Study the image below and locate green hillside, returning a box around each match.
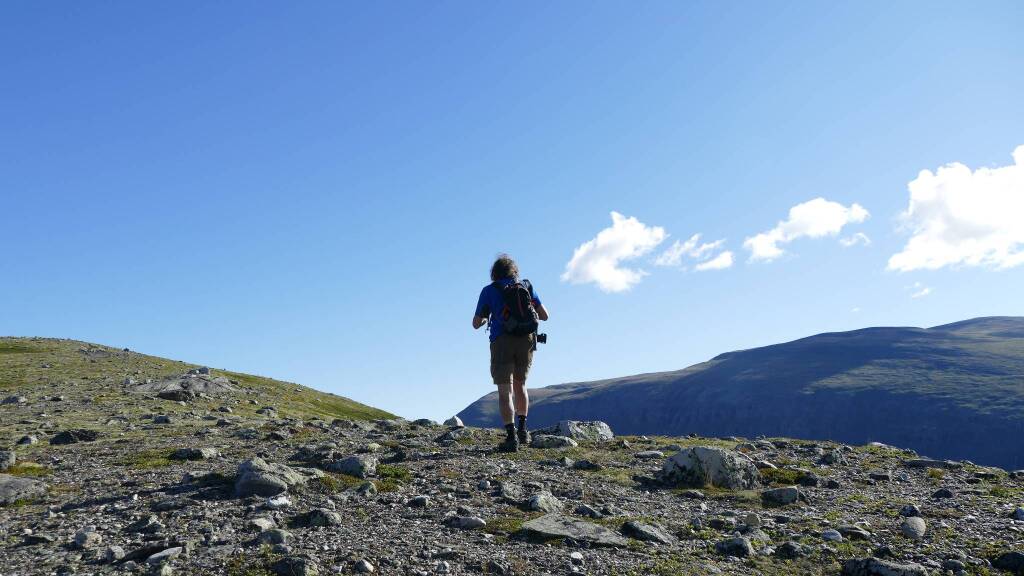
[0,337,392,441]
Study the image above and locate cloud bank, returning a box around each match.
[561,212,666,292]
[744,198,870,262]
[888,145,1024,271]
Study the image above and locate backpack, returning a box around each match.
[498,279,539,337]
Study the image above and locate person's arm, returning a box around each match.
[473,287,490,329]
[536,303,549,321]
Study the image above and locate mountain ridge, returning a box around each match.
[458,316,1024,469]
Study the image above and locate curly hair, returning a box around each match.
[490,254,519,281]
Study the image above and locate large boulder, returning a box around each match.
[661,446,760,490]
[235,458,308,497]
[841,557,929,576]
[992,551,1024,574]
[519,514,627,547]
[0,474,47,506]
[535,420,614,442]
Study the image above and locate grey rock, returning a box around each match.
[170,447,218,461]
[16,434,38,446]
[837,525,872,541]
[73,528,102,549]
[249,517,276,531]
[50,429,99,445]
[1012,507,1024,521]
[536,420,614,442]
[715,536,753,557]
[407,495,430,508]
[904,458,962,469]
[259,529,292,545]
[272,556,320,576]
[819,448,847,466]
[621,520,675,544]
[900,516,927,540]
[662,446,760,489]
[104,546,126,563]
[761,486,805,506]
[2,395,27,404]
[634,450,664,460]
[840,557,929,576]
[932,488,955,499]
[447,516,486,529]
[235,457,308,497]
[0,451,14,471]
[125,515,164,534]
[992,551,1024,573]
[530,435,578,449]
[442,416,464,428]
[0,473,47,505]
[354,559,375,573]
[775,541,810,559]
[519,514,628,547]
[898,504,921,517]
[822,529,843,542]
[154,415,173,424]
[146,546,183,565]
[297,509,343,527]
[327,455,377,478]
[528,491,563,513]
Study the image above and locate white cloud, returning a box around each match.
[654,234,726,268]
[562,212,667,292]
[694,251,734,271]
[909,282,932,299]
[744,198,870,262]
[840,232,872,248]
[888,145,1024,271]
[850,307,861,313]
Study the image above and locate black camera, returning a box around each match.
[536,333,547,344]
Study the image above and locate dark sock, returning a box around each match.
[516,415,527,430]
[505,424,516,438]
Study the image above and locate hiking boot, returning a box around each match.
[517,428,530,446]
[498,435,519,453]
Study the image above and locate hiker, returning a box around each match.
[472,254,549,452]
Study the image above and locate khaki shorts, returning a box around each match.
[490,334,535,385]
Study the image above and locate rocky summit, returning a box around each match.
[3,337,1024,575]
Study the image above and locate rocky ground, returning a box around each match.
[3,338,1024,576]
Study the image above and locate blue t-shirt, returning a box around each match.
[475,278,541,342]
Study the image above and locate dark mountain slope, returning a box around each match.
[458,317,1024,468]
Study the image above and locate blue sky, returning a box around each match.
[3,2,1023,421]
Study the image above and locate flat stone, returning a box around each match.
[50,429,99,445]
[0,474,47,506]
[447,516,486,529]
[621,520,675,544]
[841,557,929,576]
[146,546,183,565]
[530,435,578,449]
[904,459,962,469]
[762,486,805,506]
[519,514,628,547]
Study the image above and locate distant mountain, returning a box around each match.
[458,317,1024,469]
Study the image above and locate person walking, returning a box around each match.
[472,254,549,452]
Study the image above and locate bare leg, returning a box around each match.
[512,378,529,417]
[497,382,514,425]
